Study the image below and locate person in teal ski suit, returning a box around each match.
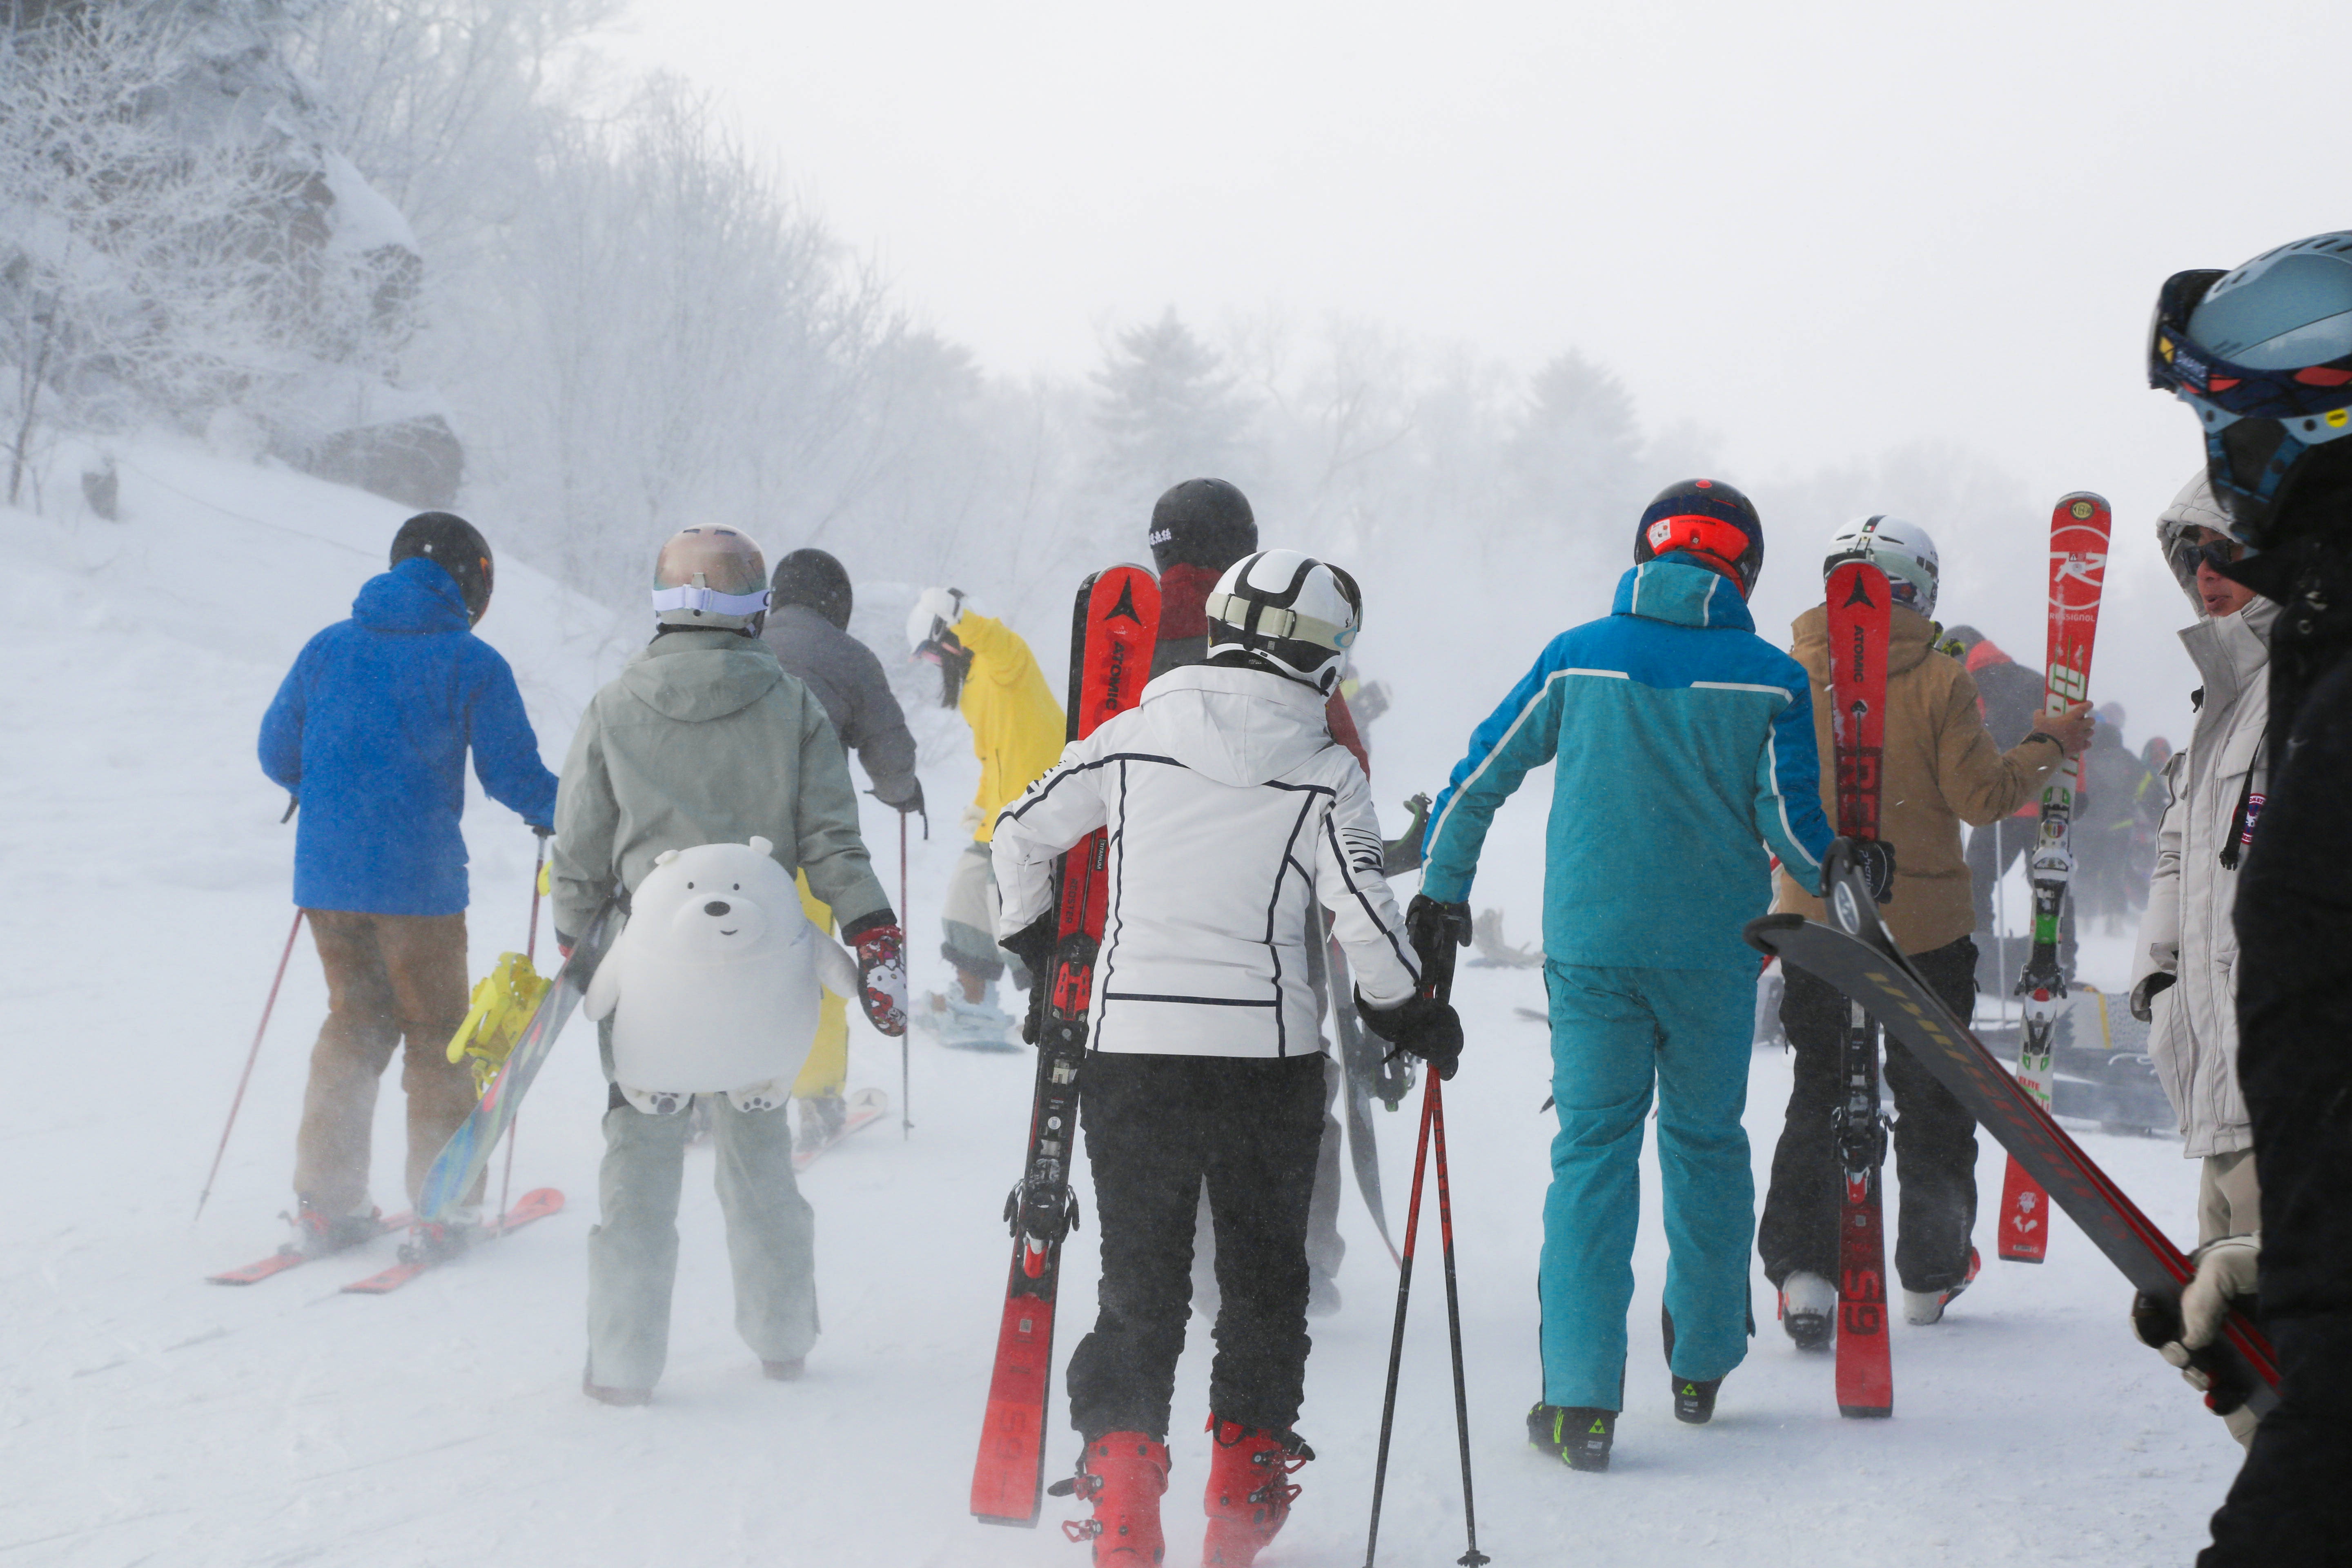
[1416,479,1842,1471]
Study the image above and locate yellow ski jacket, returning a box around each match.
[953,612,1065,843]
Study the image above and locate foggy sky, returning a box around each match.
[611,0,2346,737]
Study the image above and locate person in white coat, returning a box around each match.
[2131,472,2271,1258]
[990,550,1456,1568]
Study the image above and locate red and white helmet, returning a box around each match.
[1205,548,1362,695]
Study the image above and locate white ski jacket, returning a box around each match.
[991,663,1419,1059]
[2129,595,2275,1158]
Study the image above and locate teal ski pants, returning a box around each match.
[1539,961,1756,1410]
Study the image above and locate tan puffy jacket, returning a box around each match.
[1773,604,2061,953]
[2129,596,2274,1159]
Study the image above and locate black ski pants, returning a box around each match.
[1067,1051,1324,1443]
[1759,937,1980,1296]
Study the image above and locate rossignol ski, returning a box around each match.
[1998,492,2111,1264]
[1747,844,2280,1421]
[1824,559,1894,1419]
[970,564,1160,1528]
[414,898,619,1223]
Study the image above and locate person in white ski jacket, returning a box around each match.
[989,550,1449,1568]
[2130,472,2272,1250]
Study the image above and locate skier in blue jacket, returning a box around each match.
[257,512,558,1259]
[1417,479,1875,1473]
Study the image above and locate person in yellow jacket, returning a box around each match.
[907,588,1065,1048]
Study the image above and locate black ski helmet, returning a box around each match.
[1148,478,1258,573]
[390,511,493,624]
[1632,478,1764,596]
[771,548,853,631]
[2149,232,2352,548]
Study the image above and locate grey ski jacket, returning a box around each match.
[550,629,889,941]
[759,604,921,809]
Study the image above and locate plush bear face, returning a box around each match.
[629,836,799,964]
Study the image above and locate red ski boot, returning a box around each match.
[1201,1417,1312,1568]
[1060,1432,1169,1566]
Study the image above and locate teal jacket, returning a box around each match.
[1422,557,1833,973]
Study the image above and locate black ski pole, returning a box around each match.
[899,811,912,1138]
[1430,1073,1489,1568]
[195,908,305,1222]
[1362,1072,1434,1568]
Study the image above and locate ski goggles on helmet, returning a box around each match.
[650,583,770,619]
[2150,268,2352,535]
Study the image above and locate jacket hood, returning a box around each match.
[619,629,783,721]
[1612,557,1755,632]
[1788,601,1940,680]
[1134,664,1335,786]
[2180,594,2278,697]
[351,557,471,635]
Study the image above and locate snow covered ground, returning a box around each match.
[0,448,2240,1566]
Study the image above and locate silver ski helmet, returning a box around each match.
[1824,514,1940,620]
[652,526,769,633]
[2149,232,2352,547]
[1205,548,1361,695]
[1633,479,1764,597]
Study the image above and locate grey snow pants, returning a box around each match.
[586,1089,819,1391]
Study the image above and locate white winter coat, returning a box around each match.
[991,663,1419,1059]
[2129,595,2275,1158]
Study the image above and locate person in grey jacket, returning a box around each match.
[760,548,924,1148]
[2132,474,2272,1251]
[552,526,905,1405]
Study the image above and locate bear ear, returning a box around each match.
[749,835,773,858]
[655,849,680,867]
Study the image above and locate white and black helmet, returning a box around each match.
[1824,515,1940,620]
[1205,548,1362,695]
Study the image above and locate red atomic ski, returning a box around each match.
[1824,559,1894,1419]
[339,1187,565,1294]
[970,565,1159,1528]
[1998,493,2112,1264]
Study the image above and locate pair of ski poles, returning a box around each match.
[1363,945,1488,1568]
[193,833,550,1226]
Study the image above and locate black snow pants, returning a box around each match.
[1066,1050,1324,1443]
[1758,936,1980,1296]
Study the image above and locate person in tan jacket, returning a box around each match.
[1759,517,2091,1344]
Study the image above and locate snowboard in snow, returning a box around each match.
[1824,559,1894,1419]
[415,899,618,1223]
[971,564,1158,1528]
[1747,844,2280,1420]
[791,1087,890,1173]
[339,1187,566,1294]
[1999,492,2112,1264]
[206,1210,413,1286]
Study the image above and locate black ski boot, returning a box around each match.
[1528,1404,1614,1472]
[1662,1302,1725,1423]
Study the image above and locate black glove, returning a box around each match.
[2129,971,2176,1024]
[1002,911,1058,1044]
[1849,838,1898,904]
[872,778,927,818]
[1355,988,1464,1080]
[1405,893,1473,970]
[531,823,554,840]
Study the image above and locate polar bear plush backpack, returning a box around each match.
[584,837,860,1112]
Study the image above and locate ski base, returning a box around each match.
[207,1211,414,1285]
[340,1187,565,1294]
[792,1087,890,1173]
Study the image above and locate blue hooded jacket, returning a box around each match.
[1421,556,1834,973]
[258,557,559,917]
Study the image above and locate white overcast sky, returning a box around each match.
[610,0,2344,561]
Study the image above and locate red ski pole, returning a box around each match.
[496,833,548,1234]
[194,909,306,1223]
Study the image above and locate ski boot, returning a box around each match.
[916,983,1020,1052]
[581,1353,651,1407]
[761,1357,805,1381]
[1202,1417,1312,1567]
[399,1217,472,1267]
[290,1200,381,1259]
[794,1093,846,1157]
[1660,1303,1723,1423]
[1052,1432,1169,1566]
[1528,1403,1614,1472]
[1779,1270,1835,1352]
[1903,1246,1981,1326]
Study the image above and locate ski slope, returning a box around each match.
[0,448,2241,1566]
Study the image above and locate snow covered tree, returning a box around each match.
[1089,308,1256,523]
[1502,349,1647,552]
